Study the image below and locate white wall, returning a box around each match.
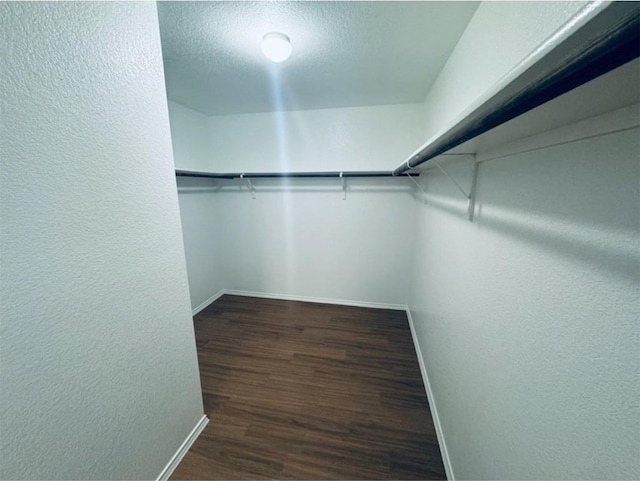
[408,108,640,479]
[208,103,425,172]
[207,103,423,307]
[0,3,203,479]
[167,103,226,312]
[168,101,212,171]
[214,178,416,307]
[176,178,226,312]
[421,1,586,141]
[175,176,417,312]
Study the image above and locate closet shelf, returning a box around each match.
[393,1,640,176]
[175,170,418,179]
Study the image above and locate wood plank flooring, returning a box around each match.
[170,295,446,480]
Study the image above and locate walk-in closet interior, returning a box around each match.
[1,1,638,480]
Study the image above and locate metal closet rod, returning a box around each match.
[392,1,640,176]
[175,170,418,179]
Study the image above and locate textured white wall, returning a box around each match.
[214,179,416,307]
[168,101,212,171]
[411,4,639,477]
[421,1,585,141]
[208,103,424,172]
[0,3,203,479]
[167,103,226,311]
[176,179,226,311]
[175,176,416,311]
[408,120,640,479]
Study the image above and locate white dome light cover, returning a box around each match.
[261,32,293,63]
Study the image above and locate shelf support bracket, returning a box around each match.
[467,160,479,222]
[240,174,256,199]
[340,172,347,200]
[432,160,470,200]
[432,159,479,222]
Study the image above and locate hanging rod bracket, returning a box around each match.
[240,173,256,199]
[340,172,346,200]
[425,158,479,221]
[467,160,479,222]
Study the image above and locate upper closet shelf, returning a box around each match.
[175,170,417,179]
[393,1,640,176]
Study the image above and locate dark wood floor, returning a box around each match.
[170,295,446,480]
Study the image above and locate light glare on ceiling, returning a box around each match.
[261,32,292,63]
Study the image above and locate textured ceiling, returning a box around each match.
[157,1,479,116]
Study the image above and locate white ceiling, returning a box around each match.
[157,1,479,116]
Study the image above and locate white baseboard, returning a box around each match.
[224,289,406,311]
[406,308,454,481]
[156,414,209,481]
[192,289,226,316]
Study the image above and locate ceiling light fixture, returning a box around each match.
[261,32,293,63]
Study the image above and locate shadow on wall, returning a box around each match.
[419,188,638,284]
[177,177,224,193]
